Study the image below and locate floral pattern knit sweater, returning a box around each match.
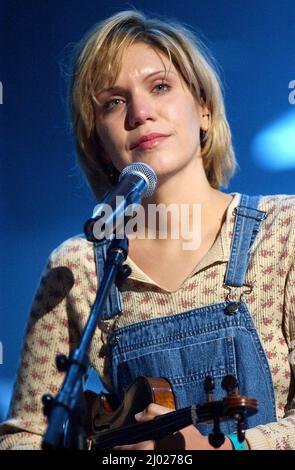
[0,193,295,450]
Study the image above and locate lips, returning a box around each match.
[130,133,170,150]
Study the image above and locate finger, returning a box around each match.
[135,403,173,422]
[113,440,155,450]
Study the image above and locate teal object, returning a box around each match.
[227,433,248,450]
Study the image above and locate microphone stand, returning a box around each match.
[41,235,130,450]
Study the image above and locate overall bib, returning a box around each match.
[94,194,277,435]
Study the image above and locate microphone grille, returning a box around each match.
[119,162,157,198]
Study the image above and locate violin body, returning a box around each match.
[84,376,176,439]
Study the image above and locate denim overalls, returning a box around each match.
[94,194,277,435]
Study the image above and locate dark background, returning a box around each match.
[1,0,295,419]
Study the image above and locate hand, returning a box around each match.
[113,403,234,450]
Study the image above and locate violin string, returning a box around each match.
[95,407,193,448]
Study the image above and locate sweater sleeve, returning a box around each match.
[0,245,81,450]
[245,252,295,450]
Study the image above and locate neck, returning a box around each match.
[135,158,223,240]
[144,158,216,208]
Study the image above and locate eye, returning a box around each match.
[104,97,125,111]
[153,82,171,93]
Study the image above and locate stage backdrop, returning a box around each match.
[1,0,295,420]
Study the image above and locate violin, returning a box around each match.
[83,374,258,450]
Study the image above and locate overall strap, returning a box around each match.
[94,239,123,320]
[224,194,267,287]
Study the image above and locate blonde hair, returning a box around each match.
[69,10,236,199]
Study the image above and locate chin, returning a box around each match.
[132,154,179,176]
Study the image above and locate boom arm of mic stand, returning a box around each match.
[41,236,129,450]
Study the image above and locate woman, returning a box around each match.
[0,10,294,450]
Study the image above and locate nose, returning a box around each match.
[126,95,156,128]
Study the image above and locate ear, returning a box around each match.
[200,105,210,132]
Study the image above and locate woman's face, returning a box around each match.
[94,42,208,180]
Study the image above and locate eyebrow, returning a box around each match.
[97,69,176,96]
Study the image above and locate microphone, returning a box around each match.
[84,162,157,241]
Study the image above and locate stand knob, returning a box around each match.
[42,394,54,417]
[116,264,132,285]
[56,354,69,372]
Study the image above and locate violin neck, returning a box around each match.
[93,405,196,449]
